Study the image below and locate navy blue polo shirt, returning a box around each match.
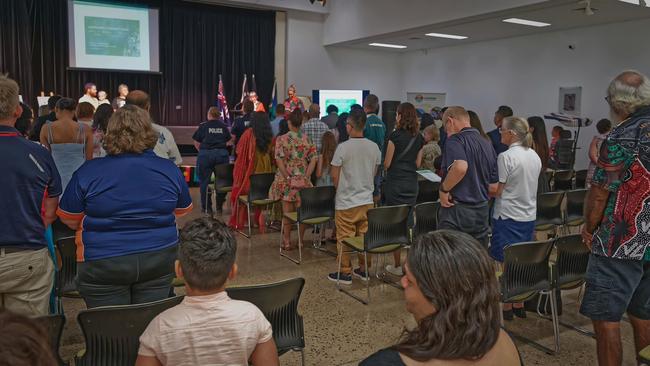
[57,150,193,262]
[487,128,508,155]
[442,128,498,204]
[0,126,62,248]
[192,119,231,150]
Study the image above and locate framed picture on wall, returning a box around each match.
[559,86,582,116]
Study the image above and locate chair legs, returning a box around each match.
[336,248,370,305]
[280,221,302,265]
[376,252,404,290]
[309,221,337,257]
[537,289,595,338]
[504,289,560,355]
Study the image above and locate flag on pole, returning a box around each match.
[251,74,258,93]
[217,74,230,127]
[239,74,248,104]
[268,78,278,119]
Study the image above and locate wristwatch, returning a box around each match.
[439,184,451,194]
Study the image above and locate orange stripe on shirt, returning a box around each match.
[56,207,85,220]
[75,215,86,262]
[174,203,193,217]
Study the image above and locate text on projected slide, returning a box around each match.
[84,16,141,57]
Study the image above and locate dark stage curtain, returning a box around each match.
[0,0,275,126]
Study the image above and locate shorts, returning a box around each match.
[580,253,650,322]
[489,217,535,262]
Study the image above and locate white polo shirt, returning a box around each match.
[493,143,541,222]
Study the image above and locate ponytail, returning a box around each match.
[523,131,533,148]
[503,116,532,148]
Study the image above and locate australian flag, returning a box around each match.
[217,74,230,127]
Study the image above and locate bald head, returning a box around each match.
[126,90,150,111]
[442,106,471,135]
[607,70,650,119]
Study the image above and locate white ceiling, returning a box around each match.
[341,0,650,52]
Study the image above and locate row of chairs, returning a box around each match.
[40,278,306,366]
[535,189,587,235]
[543,169,588,192]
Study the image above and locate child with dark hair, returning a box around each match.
[136,218,279,366]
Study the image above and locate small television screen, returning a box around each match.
[312,90,370,118]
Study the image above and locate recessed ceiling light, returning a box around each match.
[503,18,551,27]
[425,32,468,40]
[369,42,407,49]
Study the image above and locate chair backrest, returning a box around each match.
[556,139,575,170]
[365,205,411,251]
[55,237,77,295]
[76,296,184,366]
[248,173,276,202]
[536,191,565,226]
[413,202,440,239]
[35,314,66,366]
[416,180,439,204]
[298,186,335,221]
[574,169,588,188]
[226,278,305,354]
[554,234,590,288]
[565,189,587,220]
[214,163,234,190]
[553,169,574,191]
[501,240,554,302]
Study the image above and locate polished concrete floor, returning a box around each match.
[57,188,640,365]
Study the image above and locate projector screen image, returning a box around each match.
[313,90,369,118]
[68,0,160,72]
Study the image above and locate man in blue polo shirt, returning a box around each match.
[0,75,62,316]
[362,94,386,202]
[487,105,513,155]
[438,106,498,247]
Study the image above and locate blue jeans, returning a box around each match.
[197,149,229,212]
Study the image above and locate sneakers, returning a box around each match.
[327,272,352,285]
[353,268,370,281]
[385,264,403,276]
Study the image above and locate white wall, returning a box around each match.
[401,17,650,169]
[286,11,403,104]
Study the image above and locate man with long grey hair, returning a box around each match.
[581,70,650,366]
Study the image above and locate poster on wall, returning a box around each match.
[407,92,447,113]
[558,87,582,116]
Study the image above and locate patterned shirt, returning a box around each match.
[590,106,650,260]
[301,118,329,153]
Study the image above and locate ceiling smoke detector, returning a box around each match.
[309,0,326,6]
[573,0,598,15]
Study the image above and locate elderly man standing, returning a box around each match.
[581,70,650,366]
[438,106,498,247]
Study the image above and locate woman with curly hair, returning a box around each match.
[57,105,192,308]
[383,102,424,276]
[229,112,275,230]
[361,230,521,366]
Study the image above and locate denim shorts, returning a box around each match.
[580,254,650,322]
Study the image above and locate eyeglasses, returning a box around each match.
[605,96,611,103]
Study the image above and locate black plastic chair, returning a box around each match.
[574,169,587,188]
[416,180,439,204]
[214,163,234,193]
[543,170,554,192]
[500,239,559,355]
[555,139,576,170]
[535,191,565,235]
[237,173,279,238]
[281,186,336,264]
[75,296,184,366]
[564,189,587,232]
[553,169,574,191]
[55,236,81,314]
[338,205,411,304]
[546,234,593,337]
[413,201,439,240]
[35,314,67,366]
[227,278,306,365]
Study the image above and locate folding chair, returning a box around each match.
[236,173,279,238]
[412,201,439,240]
[535,191,565,238]
[337,205,411,305]
[553,169,574,191]
[500,239,559,355]
[281,186,336,264]
[75,296,184,366]
[574,169,588,188]
[564,189,587,234]
[640,345,650,363]
[54,236,81,314]
[416,180,439,204]
[227,278,306,365]
[545,234,594,338]
[35,314,67,366]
